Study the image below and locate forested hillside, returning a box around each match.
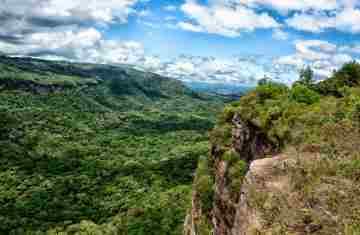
[0,56,226,234]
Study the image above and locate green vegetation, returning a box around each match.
[205,61,360,234]
[317,61,360,96]
[290,84,320,104]
[0,56,225,234]
[222,150,247,199]
[296,65,315,87]
[194,156,214,215]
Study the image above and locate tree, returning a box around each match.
[297,66,315,87]
[316,61,360,96]
[0,110,16,140]
[258,75,271,86]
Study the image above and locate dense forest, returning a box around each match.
[0,56,226,234]
[2,56,360,235]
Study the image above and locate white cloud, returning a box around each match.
[276,39,354,79]
[339,44,360,54]
[229,0,339,13]
[335,7,360,33]
[0,0,140,26]
[0,27,145,65]
[285,4,360,33]
[0,0,150,66]
[286,13,336,33]
[332,53,353,65]
[177,22,204,33]
[272,29,289,40]
[295,40,337,60]
[179,0,280,37]
[136,55,299,85]
[275,55,305,68]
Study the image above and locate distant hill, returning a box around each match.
[184,81,253,97]
[0,56,226,234]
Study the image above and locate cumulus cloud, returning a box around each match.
[178,0,280,37]
[275,40,354,79]
[285,2,360,33]
[0,0,147,53]
[0,0,150,65]
[0,27,146,65]
[134,55,299,85]
[228,0,339,13]
[209,0,360,34]
[286,13,336,33]
[0,0,140,27]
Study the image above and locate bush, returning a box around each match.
[255,82,289,103]
[290,84,321,104]
[317,61,360,96]
[228,159,247,196]
[195,157,214,214]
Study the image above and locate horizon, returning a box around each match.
[1,0,360,86]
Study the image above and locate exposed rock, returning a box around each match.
[231,114,273,162]
[185,113,275,235]
[232,155,291,235]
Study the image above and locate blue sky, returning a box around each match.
[1,0,360,85]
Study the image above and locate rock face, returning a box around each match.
[184,114,275,235]
[232,155,290,235]
[185,111,353,235]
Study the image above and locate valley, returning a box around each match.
[0,56,226,234]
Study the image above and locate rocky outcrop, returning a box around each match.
[185,114,274,235]
[211,115,273,235]
[232,155,291,235]
[185,109,349,235]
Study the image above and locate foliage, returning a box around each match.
[195,156,214,215]
[0,56,225,234]
[317,61,360,96]
[208,62,360,234]
[257,76,271,86]
[254,82,289,103]
[296,65,315,87]
[289,84,320,104]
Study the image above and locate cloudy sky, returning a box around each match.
[1,0,360,85]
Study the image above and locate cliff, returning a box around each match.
[185,80,360,235]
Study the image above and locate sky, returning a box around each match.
[1,0,360,86]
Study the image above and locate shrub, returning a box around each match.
[209,124,233,146]
[317,61,360,96]
[228,159,247,197]
[255,82,289,103]
[222,149,239,163]
[219,105,236,124]
[195,156,214,214]
[290,84,321,104]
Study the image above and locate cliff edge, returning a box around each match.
[185,79,360,235]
